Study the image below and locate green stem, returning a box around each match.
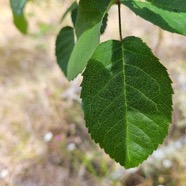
[118,1,122,41]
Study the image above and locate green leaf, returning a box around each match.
[61,1,78,23]
[55,27,75,77]
[62,2,107,30]
[67,0,116,80]
[121,0,186,36]
[10,0,27,16]
[13,14,28,34]
[100,13,108,34]
[71,6,78,27]
[81,36,173,168]
[10,0,28,34]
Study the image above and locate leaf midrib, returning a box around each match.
[121,41,129,164]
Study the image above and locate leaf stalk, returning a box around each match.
[118,1,122,41]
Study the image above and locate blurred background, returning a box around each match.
[0,0,186,185]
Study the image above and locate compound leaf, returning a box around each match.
[81,36,173,168]
[121,0,186,36]
[55,27,75,76]
[10,0,28,34]
[67,0,116,80]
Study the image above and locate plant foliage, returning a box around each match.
[10,0,28,34]
[10,0,186,168]
[81,37,173,168]
[121,0,186,35]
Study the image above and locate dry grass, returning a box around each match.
[0,0,186,185]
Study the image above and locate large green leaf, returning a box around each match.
[121,0,186,36]
[55,27,75,77]
[67,0,116,80]
[10,0,28,34]
[81,36,173,168]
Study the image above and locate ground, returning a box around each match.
[0,0,186,185]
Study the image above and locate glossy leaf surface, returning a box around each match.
[67,0,116,80]
[121,0,186,36]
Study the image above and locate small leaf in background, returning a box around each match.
[13,15,28,34]
[10,0,27,16]
[10,0,28,34]
[61,1,78,23]
[67,0,116,80]
[71,6,78,27]
[55,27,75,77]
[81,36,173,168]
[100,13,108,35]
[121,0,186,36]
